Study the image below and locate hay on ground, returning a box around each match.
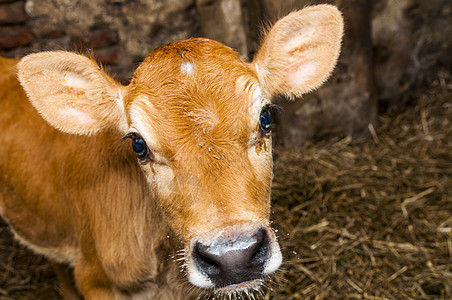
[271,84,451,299]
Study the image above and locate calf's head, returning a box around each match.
[18,5,343,294]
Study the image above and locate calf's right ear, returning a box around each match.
[253,5,344,99]
[18,51,127,135]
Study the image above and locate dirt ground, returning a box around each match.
[0,83,451,299]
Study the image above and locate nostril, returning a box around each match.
[199,253,218,267]
[250,228,270,265]
[193,242,221,276]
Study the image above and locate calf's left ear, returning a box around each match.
[18,51,127,135]
[253,4,344,99]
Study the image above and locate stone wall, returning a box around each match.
[0,0,450,146]
[0,1,32,52]
[0,0,199,82]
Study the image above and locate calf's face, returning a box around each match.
[17,5,343,294]
[127,40,279,289]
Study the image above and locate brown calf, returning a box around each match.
[0,5,343,299]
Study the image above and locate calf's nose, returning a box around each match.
[193,227,270,287]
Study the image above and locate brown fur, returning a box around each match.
[0,5,343,299]
[0,57,182,298]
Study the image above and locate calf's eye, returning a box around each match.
[259,109,272,133]
[132,137,147,157]
[121,133,153,163]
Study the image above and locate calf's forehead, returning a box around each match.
[135,38,252,76]
[126,39,262,159]
[131,39,257,107]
